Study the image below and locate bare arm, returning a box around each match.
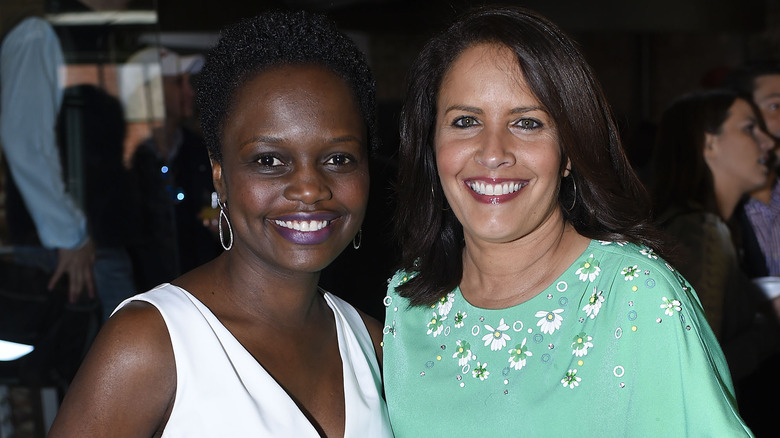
[48,302,176,438]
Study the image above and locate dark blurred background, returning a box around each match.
[51,0,779,159]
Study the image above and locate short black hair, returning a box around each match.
[395,5,664,305]
[196,10,378,163]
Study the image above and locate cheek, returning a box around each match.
[335,170,370,210]
[766,116,780,137]
[435,142,469,180]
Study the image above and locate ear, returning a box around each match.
[210,158,226,203]
[703,132,718,163]
[562,157,572,178]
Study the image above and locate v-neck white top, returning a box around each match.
[115,283,393,437]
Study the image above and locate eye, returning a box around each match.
[452,116,479,128]
[324,154,355,166]
[257,154,283,167]
[515,118,542,130]
[769,102,780,112]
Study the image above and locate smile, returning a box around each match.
[272,219,330,232]
[269,214,338,245]
[468,181,527,195]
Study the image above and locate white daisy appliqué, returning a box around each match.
[575,254,601,282]
[436,292,455,316]
[453,339,473,366]
[453,310,467,328]
[561,369,581,388]
[427,312,446,337]
[582,288,605,319]
[472,362,489,381]
[660,296,682,316]
[621,265,640,281]
[640,247,658,259]
[571,332,593,357]
[482,318,511,351]
[508,337,533,371]
[535,309,564,334]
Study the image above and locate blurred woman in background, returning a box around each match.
[652,89,778,435]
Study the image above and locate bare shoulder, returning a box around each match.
[357,309,384,365]
[48,301,176,438]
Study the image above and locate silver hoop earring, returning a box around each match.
[353,229,362,250]
[566,177,577,211]
[218,201,233,251]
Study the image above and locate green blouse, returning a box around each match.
[382,240,752,437]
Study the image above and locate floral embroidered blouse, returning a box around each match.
[382,240,753,437]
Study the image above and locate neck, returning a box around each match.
[211,251,325,327]
[460,212,589,309]
[713,178,743,220]
[749,173,777,204]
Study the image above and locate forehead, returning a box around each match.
[753,74,780,99]
[439,43,534,100]
[726,98,754,120]
[226,64,359,120]
[444,44,522,80]
[240,65,347,99]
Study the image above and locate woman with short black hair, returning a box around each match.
[49,11,392,437]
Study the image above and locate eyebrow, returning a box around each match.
[443,104,546,114]
[330,135,363,144]
[241,135,283,147]
[241,134,362,147]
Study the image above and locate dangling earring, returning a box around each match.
[353,229,362,250]
[566,177,577,211]
[218,200,233,251]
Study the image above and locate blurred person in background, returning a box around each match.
[722,63,780,280]
[57,84,140,322]
[721,62,780,437]
[651,89,779,436]
[126,46,221,291]
[0,0,95,302]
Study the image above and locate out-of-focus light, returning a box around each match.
[161,166,169,174]
[46,11,158,26]
[0,340,34,361]
[176,192,185,201]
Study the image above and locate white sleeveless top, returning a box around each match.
[115,283,393,437]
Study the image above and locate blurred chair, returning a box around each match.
[0,249,99,436]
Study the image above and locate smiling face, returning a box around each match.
[213,64,369,274]
[705,98,774,198]
[434,43,566,245]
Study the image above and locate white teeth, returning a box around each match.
[468,181,525,195]
[273,219,329,231]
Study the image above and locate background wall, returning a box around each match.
[152,0,780,162]
[45,0,780,186]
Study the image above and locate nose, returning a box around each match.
[284,165,332,204]
[756,128,775,152]
[475,127,516,169]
